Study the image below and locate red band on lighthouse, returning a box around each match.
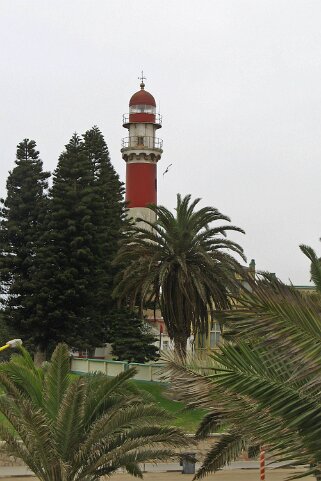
[128,113,156,123]
[126,162,157,208]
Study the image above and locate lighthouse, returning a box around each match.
[121,74,163,225]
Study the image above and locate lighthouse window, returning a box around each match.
[130,105,156,114]
[137,136,144,145]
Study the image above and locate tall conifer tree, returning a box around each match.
[30,133,102,355]
[1,130,129,360]
[82,126,126,320]
[0,139,49,334]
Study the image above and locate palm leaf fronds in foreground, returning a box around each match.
[164,255,321,480]
[0,343,188,481]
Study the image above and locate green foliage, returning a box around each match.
[164,246,321,480]
[0,311,18,361]
[196,431,246,479]
[27,133,100,352]
[113,194,245,354]
[82,126,127,319]
[133,380,206,433]
[300,244,321,292]
[107,308,159,363]
[0,343,188,481]
[25,129,126,355]
[0,139,49,338]
[0,130,125,356]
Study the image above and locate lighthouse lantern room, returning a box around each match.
[121,74,163,225]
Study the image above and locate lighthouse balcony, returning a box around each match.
[121,136,163,150]
[122,113,162,129]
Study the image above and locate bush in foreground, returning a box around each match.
[0,343,187,481]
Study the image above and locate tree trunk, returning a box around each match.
[174,338,187,360]
[34,347,46,367]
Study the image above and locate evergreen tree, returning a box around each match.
[29,127,125,358]
[0,139,49,338]
[29,133,102,356]
[1,130,127,360]
[107,308,159,363]
[82,126,126,319]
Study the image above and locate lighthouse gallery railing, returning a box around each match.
[121,136,163,150]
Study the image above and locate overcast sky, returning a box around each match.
[1,0,321,284]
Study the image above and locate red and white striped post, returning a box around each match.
[260,447,265,480]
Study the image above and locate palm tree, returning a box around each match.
[164,245,321,480]
[0,343,188,481]
[113,194,245,355]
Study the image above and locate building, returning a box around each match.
[121,75,163,226]
[196,259,256,351]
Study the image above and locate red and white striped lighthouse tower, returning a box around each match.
[121,73,163,225]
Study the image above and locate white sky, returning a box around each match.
[1,0,321,284]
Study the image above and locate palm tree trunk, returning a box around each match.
[34,346,46,367]
[174,338,187,360]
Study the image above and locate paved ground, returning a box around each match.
[0,470,315,481]
[0,466,315,480]
[111,470,314,480]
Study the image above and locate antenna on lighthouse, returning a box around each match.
[138,70,146,89]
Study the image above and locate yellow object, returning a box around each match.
[0,344,10,352]
[0,339,23,352]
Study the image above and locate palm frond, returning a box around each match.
[55,376,86,459]
[218,280,321,382]
[195,411,226,439]
[194,431,247,479]
[83,368,137,425]
[0,348,44,406]
[163,346,315,475]
[300,244,321,292]
[286,466,321,480]
[163,245,321,479]
[43,343,71,419]
[0,424,47,480]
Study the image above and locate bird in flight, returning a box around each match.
[163,164,172,177]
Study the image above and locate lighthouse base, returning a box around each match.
[129,207,156,229]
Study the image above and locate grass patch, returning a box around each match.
[133,380,205,433]
[71,372,205,433]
